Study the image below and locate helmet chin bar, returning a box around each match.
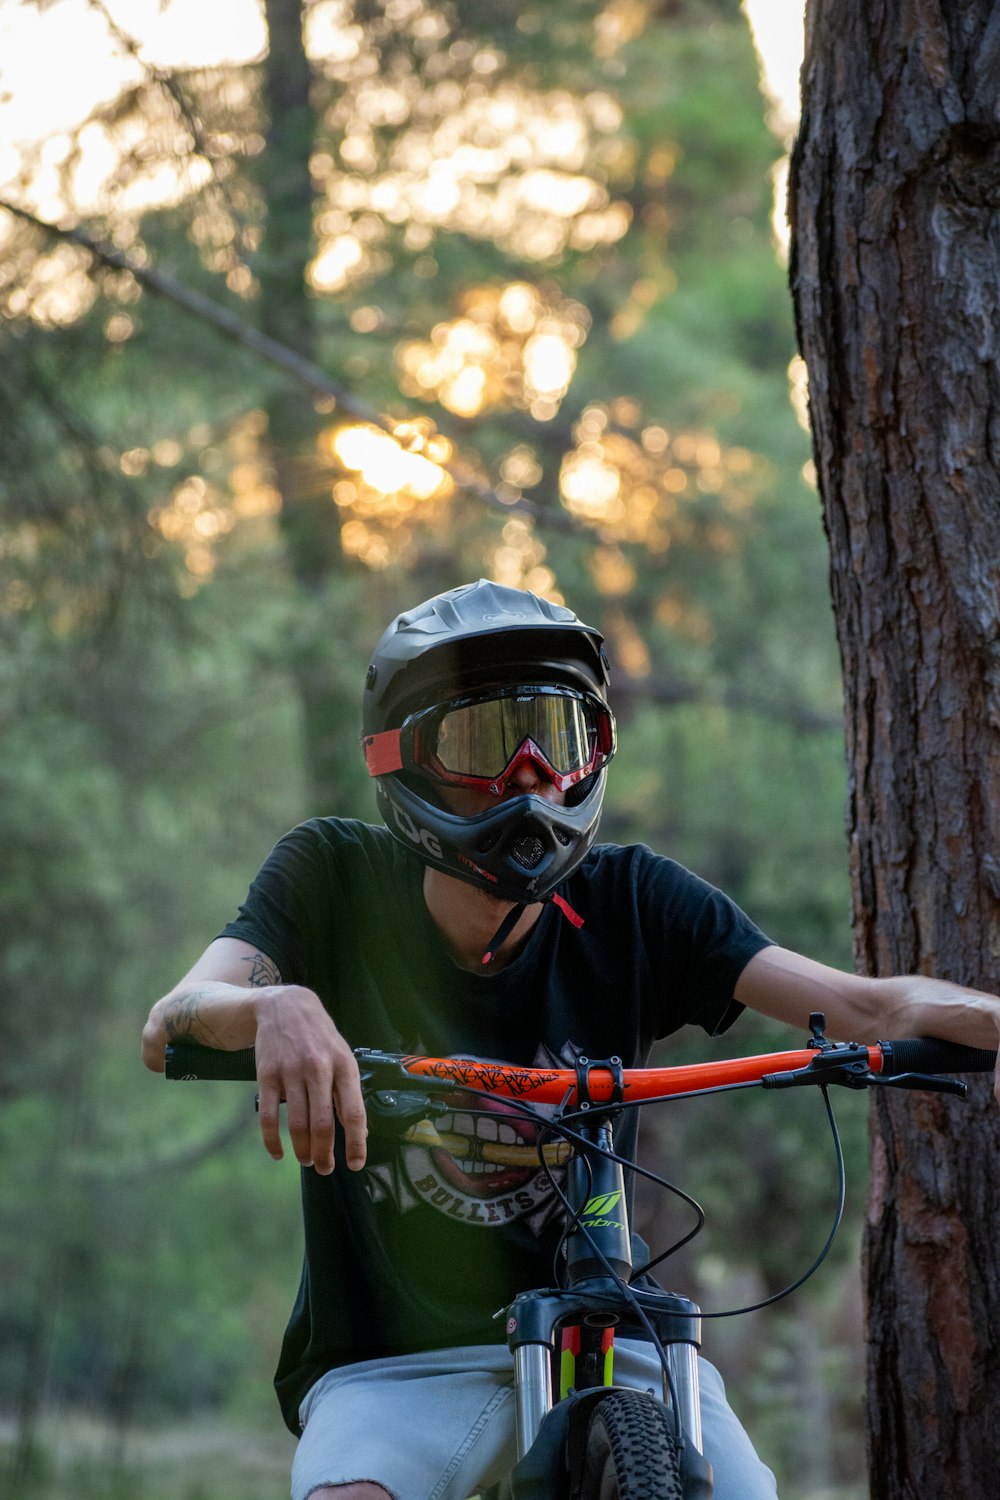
[375,769,607,906]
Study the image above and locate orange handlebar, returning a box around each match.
[397,1046,885,1103]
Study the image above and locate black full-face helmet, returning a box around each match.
[362,579,616,906]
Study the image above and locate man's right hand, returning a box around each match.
[142,936,367,1174]
[254,985,368,1174]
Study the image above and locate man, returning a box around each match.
[142,579,1000,1500]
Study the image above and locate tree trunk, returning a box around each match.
[788,2,1000,1494]
[259,0,371,813]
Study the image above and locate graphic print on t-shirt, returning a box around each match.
[365,1040,580,1236]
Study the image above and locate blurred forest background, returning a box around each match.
[0,0,870,1496]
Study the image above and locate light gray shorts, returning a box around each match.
[291,1341,778,1500]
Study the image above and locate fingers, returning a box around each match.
[333,1052,368,1172]
[284,1079,333,1174]
[258,1076,285,1162]
[257,1049,367,1174]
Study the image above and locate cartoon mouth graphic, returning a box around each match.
[406,1094,571,1199]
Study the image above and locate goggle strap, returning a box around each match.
[362,730,404,777]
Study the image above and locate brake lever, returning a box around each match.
[365,1089,449,1134]
[867,1071,968,1098]
[762,1057,968,1097]
[762,1055,873,1090]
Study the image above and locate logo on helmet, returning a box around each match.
[393,804,443,859]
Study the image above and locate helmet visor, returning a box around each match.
[414,685,615,793]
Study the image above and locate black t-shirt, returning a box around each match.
[219,817,772,1432]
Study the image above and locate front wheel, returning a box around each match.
[578,1389,684,1500]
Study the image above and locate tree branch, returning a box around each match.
[0,207,840,740]
[86,0,220,167]
[0,198,590,536]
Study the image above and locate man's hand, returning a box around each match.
[254,986,368,1174]
[142,937,368,1173]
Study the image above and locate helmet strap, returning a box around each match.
[481,903,526,967]
[480,892,585,966]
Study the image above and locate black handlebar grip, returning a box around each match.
[165,1043,258,1081]
[880,1038,997,1077]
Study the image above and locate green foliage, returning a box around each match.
[0,0,865,1494]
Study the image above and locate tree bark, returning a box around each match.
[789,2,1000,1494]
[259,0,368,813]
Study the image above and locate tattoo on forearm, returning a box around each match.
[242,951,281,988]
[162,988,228,1048]
[160,954,279,1048]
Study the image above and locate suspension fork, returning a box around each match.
[508,1292,705,1458]
[506,1107,704,1457]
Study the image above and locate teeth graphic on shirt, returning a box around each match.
[399,1095,567,1219]
[407,1111,568,1173]
[372,1041,585,1231]
[442,1112,523,1173]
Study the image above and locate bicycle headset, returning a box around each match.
[361,579,616,958]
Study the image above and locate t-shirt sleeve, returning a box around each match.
[634,848,774,1038]
[217,822,329,987]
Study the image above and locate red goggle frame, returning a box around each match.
[363,685,616,796]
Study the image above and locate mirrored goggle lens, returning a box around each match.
[428,693,602,779]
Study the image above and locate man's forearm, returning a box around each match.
[872,973,1000,1051]
[736,946,1000,1052]
[142,981,274,1071]
[140,944,368,1171]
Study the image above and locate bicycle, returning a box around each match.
[164,1018,996,1498]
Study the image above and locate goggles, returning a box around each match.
[364,685,616,795]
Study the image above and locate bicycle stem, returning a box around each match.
[565,1118,633,1284]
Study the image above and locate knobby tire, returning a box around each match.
[578,1389,684,1500]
